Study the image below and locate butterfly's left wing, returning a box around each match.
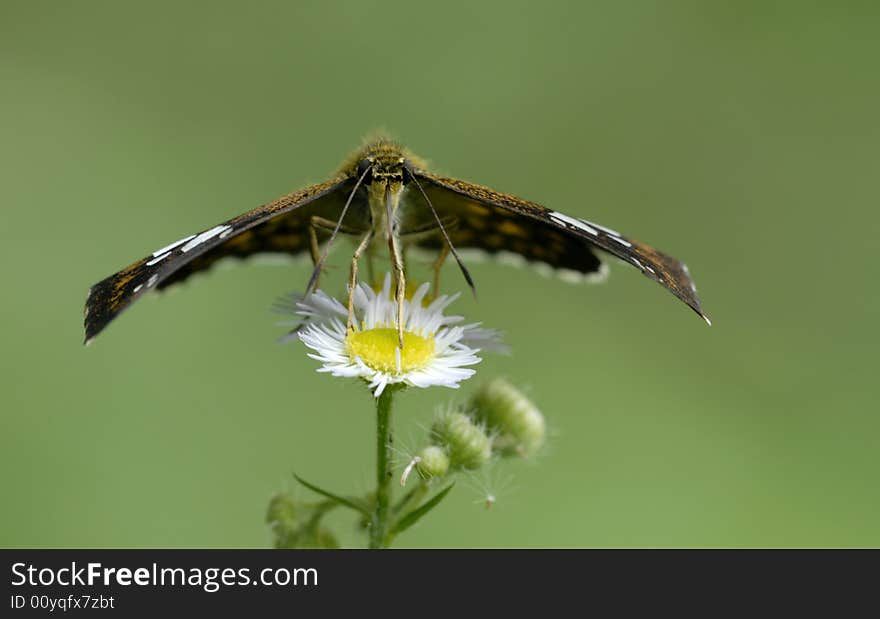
[413,171,709,324]
[84,176,357,344]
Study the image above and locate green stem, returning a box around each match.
[369,388,394,549]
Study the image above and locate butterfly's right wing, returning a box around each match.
[413,171,709,324]
[84,176,359,343]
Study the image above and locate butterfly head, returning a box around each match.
[347,139,425,226]
[344,137,425,182]
[357,154,411,188]
[357,140,416,184]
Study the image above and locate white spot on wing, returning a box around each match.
[584,221,622,237]
[683,264,698,291]
[586,261,610,283]
[146,251,171,266]
[549,212,598,236]
[152,234,196,257]
[557,268,586,284]
[133,284,143,293]
[495,250,527,269]
[531,261,555,278]
[181,225,232,253]
[147,274,159,288]
[579,219,635,247]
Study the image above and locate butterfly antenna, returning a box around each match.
[306,164,372,295]
[406,169,477,298]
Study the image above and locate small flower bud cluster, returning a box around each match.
[401,378,546,489]
[469,378,546,457]
[430,410,493,471]
[266,492,339,549]
[415,445,450,479]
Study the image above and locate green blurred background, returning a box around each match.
[1,0,878,548]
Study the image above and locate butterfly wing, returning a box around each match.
[84,176,357,343]
[414,171,709,324]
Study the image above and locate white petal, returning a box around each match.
[292,272,504,392]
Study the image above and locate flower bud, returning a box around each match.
[266,492,339,549]
[266,492,298,531]
[469,378,546,457]
[430,410,491,470]
[266,493,301,548]
[415,445,450,480]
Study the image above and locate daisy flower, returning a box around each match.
[295,274,504,397]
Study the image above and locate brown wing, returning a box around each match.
[84,177,357,343]
[415,171,709,324]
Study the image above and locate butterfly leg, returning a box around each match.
[365,246,377,289]
[387,230,407,348]
[308,223,322,284]
[346,230,374,333]
[307,215,366,293]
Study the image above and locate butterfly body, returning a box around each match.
[84,136,708,344]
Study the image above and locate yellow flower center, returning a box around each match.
[346,328,435,375]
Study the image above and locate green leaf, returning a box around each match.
[293,474,369,516]
[389,482,455,538]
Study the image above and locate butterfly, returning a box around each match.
[83,135,709,345]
